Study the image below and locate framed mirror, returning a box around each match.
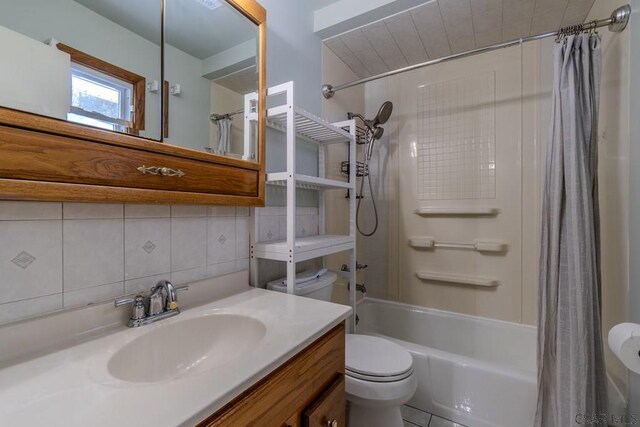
[164,0,260,162]
[0,0,163,140]
[0,0,266,206]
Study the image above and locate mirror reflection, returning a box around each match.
[0,0,163,140]
[164,0,259,161]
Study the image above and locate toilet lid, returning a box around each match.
[345,335,413,381]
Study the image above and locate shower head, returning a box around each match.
[372,126,384,140]
[372,101,393,126]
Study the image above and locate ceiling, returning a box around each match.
[310,0,341,10]
[324,0,596,79]
[74,0,256,59]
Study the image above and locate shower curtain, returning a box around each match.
[216,118,232,154]
[536,34,607,426]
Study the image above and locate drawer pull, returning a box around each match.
[327,420,338,427]
[137,165,185,177]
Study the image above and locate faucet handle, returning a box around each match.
[114,294,145,320]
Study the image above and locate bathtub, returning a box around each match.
[356,298,625,427]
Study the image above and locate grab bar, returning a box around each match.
[409,236,508,253]
[416,271,499,287]
[415,207,500,216]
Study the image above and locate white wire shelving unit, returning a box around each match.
[250,81,357,330]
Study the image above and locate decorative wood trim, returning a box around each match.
[198,322,345,426]
[56,43,146,133]
[0,179,264,206]
[163,80,169,138]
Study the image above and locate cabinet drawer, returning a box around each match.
[0,125,258,196]
[302,375,345,427]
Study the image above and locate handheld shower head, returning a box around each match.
[372,101,393,126]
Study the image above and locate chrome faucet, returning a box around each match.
[340,262,368,272]
[347,282,367,297]
[149,279,178,315]
[114,280,187,328]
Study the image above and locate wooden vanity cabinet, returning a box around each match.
[198,322,346,427]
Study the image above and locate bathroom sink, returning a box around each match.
[107,314,266,383]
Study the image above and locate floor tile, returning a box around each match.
[404,421,421,427]
[402,405,431,426]
[428,415,466,427]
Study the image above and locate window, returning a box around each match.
[68,64,132,132]
[56,43,146,134]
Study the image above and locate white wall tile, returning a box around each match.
[124,218,171,280]
[235,207,250,217]
[125,273,168,294]
[235,258,249,271]
[170,205,207,218]
[63,282,124,308]
[207,217,236,265]
[235,216,250,260]
[278,215,288,240]
[0,220,62,304]
[171,266,208,285]
[63,203,123,219]
[171,217,207,271]
[63,219,124,290]
[207,206,236,217]
[124,204,170,218]
[0,201,61,220]
[207,260,238,278]
[258,215,279,242]
[1,203,251,324]
[0,294,62,324]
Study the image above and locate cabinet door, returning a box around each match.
[282,412,300,427]
[302,375,345,427]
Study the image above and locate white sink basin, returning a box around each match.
[107,314,266,383]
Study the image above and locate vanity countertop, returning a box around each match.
[0,285,351,426]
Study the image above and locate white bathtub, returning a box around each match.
[356,298,625,427]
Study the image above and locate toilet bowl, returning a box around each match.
[345,334,417,427]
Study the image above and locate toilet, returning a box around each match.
[267,270,417,427]
[345,334,417,427]
[266,269,337,301]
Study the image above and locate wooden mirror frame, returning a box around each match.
[0,0,266,206]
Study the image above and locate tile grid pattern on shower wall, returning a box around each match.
[0,202,251,324]
[417,71,496,200]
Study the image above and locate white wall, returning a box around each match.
[0,26,69,120]
[164,44,211,150]
[321,45,365,304]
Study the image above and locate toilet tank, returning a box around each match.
[266,270,337,302]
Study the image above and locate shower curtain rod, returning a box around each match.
[209,108,244,124]
[322,4,630,99]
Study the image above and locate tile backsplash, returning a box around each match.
[0,202,251,325]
